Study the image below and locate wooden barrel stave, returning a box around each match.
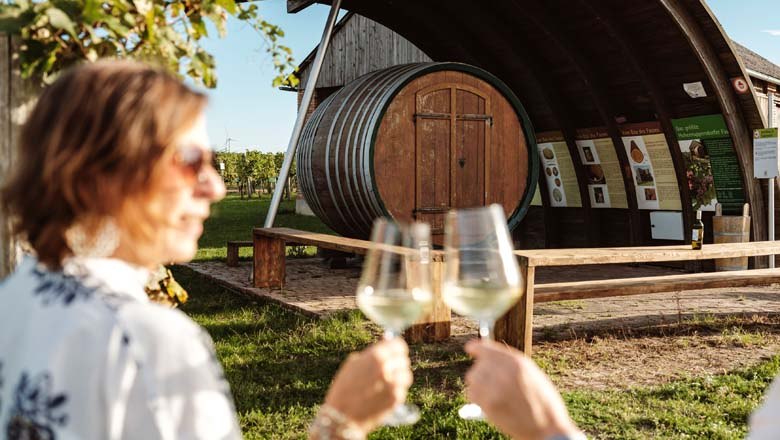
[713,216,750,271]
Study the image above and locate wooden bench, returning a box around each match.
[226,240,253,267]
[252,227,450,342]
[495,242,780,355]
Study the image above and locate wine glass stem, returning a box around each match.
[479,320,494,340]
[384,329,399,339]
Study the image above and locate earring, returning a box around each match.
[65,217,119,258]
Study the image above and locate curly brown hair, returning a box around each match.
[1,60,207,268]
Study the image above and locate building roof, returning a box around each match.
[733,42,780,84]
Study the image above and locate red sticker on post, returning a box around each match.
[732,77,750,94]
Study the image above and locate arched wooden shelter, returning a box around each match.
[287,0,775,258]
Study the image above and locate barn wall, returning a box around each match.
[298,13,431,89]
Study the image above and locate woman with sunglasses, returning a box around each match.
[0,60,411,439]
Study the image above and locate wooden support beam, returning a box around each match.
[404,260,451,343]
[515,240,780,266]
[393,0,480,66]
[535,268,780,303]
[581,0,694,250]
[253,227,451,341]
[0,35,36,279]
[658,0,767,257]
[287,0,317,13]
[494,260,534,353]
[447,0,599,247]
[253,236,286,288]
[226,240,252,267]
[0,34,12,279]
[520,0,643,246]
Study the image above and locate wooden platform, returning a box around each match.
[495,242,780,354]
[184,258,780,345]
[252,227,449,343]
[248,227,780,354]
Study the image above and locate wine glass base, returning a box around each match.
[382,403,421,427]
[458,403,485,421]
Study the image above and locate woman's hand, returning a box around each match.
[464,339,582,440]
[323,338,413,434]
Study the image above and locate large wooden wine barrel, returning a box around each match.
[297,62,538,239]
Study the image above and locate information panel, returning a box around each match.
[620,122,681,211]
[754,128,779,178]
[672,115,745,214]
[536,131,581,208]
[574,127,628,209]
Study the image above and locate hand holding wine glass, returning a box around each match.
[443,204,523,420]
[356,218,433,426]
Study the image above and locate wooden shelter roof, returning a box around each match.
[288,0,772,244]
[289,0,765,132]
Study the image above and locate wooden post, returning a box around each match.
[494,257,535,354]
[226,242,240,267]
[659,0,767,262]
[404,260,451,343]
[521,0,642,246]
[253,235,286,288]
[0,35,38,279]
[0,34,14,279]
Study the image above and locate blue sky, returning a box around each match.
[200,1,336,152]
[201,0,780,152]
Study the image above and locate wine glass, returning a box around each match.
[443,204,522,421]
[356,218,433,426]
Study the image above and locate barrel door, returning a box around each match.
[414,84,490,234]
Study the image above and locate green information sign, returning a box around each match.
[755,128,779,139]
[672,115,746,214]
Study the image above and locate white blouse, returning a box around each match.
[749,375,780,439]
[0,257,242,439]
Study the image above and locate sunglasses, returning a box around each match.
[173,145,215,180]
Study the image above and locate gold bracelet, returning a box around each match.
[308,404,366,440]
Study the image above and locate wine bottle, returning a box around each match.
[691,210,704,250]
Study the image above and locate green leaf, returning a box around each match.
[214,0,238,15]
[9,0,296,92]
[82,0,103,23]
[103,16,130,38]
[144,9,155,43]
[190,14,207,39]
[0,3,33,34]
[170,2,183,17]
[45,7,76,37]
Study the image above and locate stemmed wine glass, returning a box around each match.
[356,218,433,426]
[443,204,523,421]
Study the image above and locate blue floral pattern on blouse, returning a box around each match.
[31,265,130,310]
[31,266,96,306]
[6,371,68,440]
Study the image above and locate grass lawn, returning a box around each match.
[196,193,334,261]
[177,195,780,439]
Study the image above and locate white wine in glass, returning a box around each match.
[443,204,522,420]
[356,219,433,426]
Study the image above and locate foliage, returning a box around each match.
[0,0,299,88]
[173,265,780,439]
[214,151,295,198]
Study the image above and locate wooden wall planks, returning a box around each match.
[299,13,432,89]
